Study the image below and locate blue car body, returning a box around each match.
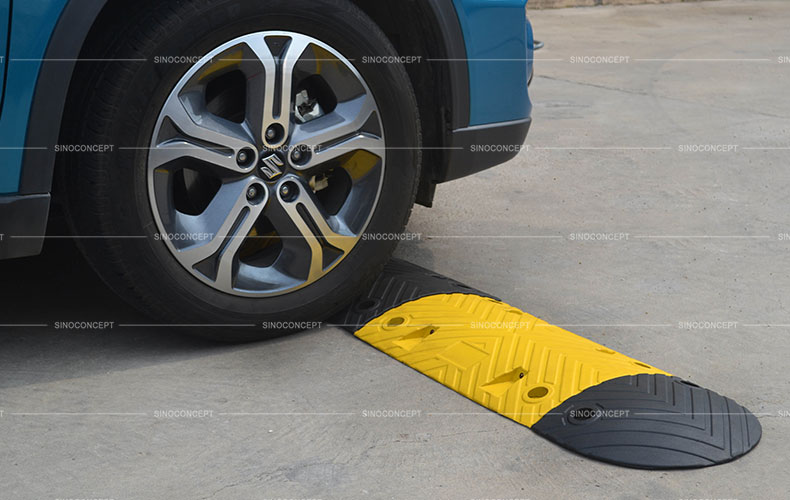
[0,0,532,258]
[453,0,533,125]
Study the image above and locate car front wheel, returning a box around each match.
[60,0,421,340]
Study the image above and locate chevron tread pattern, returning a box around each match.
[354,293,668,427]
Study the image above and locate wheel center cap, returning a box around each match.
[259,151,285,181]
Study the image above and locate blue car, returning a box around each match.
[0,0,533,339]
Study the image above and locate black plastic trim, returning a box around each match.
[0,193,50,259]
[437,117,531,183]
[17,0,107,195]
[425,0,470,130]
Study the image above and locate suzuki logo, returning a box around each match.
[260,153,284,180]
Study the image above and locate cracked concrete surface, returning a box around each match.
[2,1,789,498]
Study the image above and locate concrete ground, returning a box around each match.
[2,1,789,498]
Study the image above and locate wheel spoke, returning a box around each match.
[289,94,383,171]
[176,178,267,289]
[269,180,357,281]
[149,140,239,174]
[295,185,357,254]
[308,133,384,171]
[214,198,266,290]
[152,93,257,174]
[246,35,311,148]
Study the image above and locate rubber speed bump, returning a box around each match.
[335,259,762,469]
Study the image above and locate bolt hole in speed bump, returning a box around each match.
[333,259,762,469]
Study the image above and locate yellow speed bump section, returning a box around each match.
[355,293,668,427]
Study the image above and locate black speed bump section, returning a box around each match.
[336,259,762,469]
[532,374,762,469]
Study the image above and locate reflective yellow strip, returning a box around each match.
[355,294,669,427]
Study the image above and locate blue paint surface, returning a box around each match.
[453,0,533,126]
[0,0,10,114]
[0,0,67,193]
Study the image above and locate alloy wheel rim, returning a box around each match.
[148,31,386,297]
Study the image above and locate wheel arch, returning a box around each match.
[350,0,470,206]
[18,0,108,195]
[21,0,470,208]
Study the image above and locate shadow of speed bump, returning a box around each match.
[337,260,761,469]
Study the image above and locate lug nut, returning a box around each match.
[291,146,311,165]
[279,182,298,202]
[237,148,254,167]
[246,186,259,200]
[265,124,284,143]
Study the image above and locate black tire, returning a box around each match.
[59,0,421,341]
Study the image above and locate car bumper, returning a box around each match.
[439,118,531,183]
[0,193,50,259]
